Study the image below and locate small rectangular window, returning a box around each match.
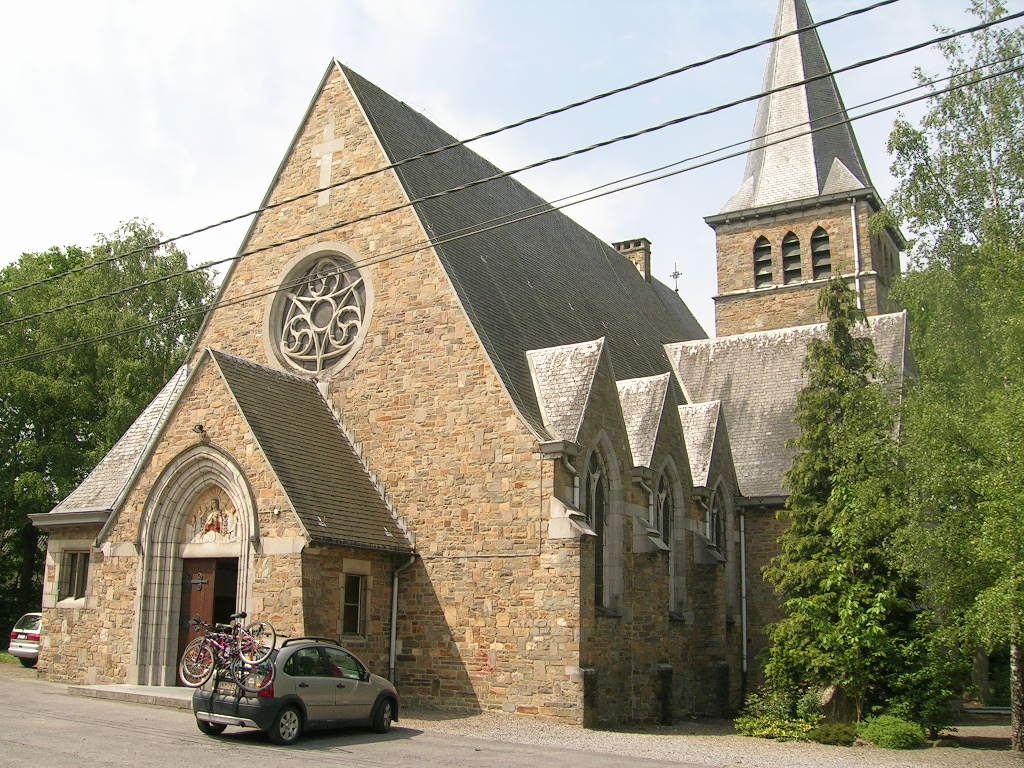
[342,573,367,636]
[59,551,90,600]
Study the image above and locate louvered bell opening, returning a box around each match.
[811,230,831,279]
[782,234,802,285]
[753,238,772,289]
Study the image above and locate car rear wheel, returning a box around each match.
[269,705,302,745]
[196,719,227,736]
[370,698,394,733]
[18,657,36,668]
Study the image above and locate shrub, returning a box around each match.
[857,715,926,749]
[807,721,856,746]
[733,688,821,741]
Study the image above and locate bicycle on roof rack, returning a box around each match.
[178,611,277,693]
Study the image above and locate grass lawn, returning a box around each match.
[0,651,20,664]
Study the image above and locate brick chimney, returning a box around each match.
[613,238,652,281]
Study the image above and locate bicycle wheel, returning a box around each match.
[238,621,276,664]
[233,657,275,693]
[178,637,215,687]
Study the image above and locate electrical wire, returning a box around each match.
[3,57,1019,367]
[0,0,905,300]
[3,9,1020,332]
[5,47,1017,333]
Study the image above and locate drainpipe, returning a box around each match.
[739,509,749,700]
[850,200,864,310]
[389,554,416,684]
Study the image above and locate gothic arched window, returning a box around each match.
[811,227,832,279]
[656,472,677,608]
[585,450,609,608]
[753,236,773,288]
[782,232,802,284]
[706,486,725,553]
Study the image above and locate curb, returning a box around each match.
[67,685,193,711]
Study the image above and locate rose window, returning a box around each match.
[277,255,366,373]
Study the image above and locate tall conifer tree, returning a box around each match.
[763,279,911,720]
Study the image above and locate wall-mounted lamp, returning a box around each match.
[192,424,208,440]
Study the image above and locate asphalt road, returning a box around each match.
[0,667,1016,768]
[0,675,698,768]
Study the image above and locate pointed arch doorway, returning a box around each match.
[132,444,259,686]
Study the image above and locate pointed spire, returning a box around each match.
[720,0,873,213]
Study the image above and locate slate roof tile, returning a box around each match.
[721,0,872,213]
[341,64,706,440]
[49,365,189,517]
[617,373,671,469]
[210,350,412,553]
[526,339,605,443]
[678,401,722,488]
[667,312,908,498]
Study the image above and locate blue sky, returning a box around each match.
[0,0,1010,333]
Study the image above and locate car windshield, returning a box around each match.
[13,614,40,632]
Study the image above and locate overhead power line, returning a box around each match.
[1,6,1020,332]
[0,0,904,300]
[3,57,1020,367]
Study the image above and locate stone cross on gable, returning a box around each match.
[312,120,345,206]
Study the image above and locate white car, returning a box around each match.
[8,613,41,668]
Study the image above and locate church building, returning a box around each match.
[31,0,908,725]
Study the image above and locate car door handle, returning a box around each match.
[298,682,309,688]
[336,682,346,688]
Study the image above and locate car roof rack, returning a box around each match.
[280,636,343,648]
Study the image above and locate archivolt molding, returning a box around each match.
[130,443,259,686]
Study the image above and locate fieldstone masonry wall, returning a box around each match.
[712,199,898,336]
[183,67,584,719]
[39,62,761,725]
[741,506,789,690]
[41,357,311,685]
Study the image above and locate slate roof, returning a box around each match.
[526,339,605,443]
[667,312,908,499]
[47,365,189,518]
[678,401,722,488]
[341,64,706,441]
[617,373,671,469]
[210,350,412,553]
[719,0,873,214]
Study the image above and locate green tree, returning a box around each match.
[763,278,913,721]
[0,219,215,634]
[883,0,1024,750]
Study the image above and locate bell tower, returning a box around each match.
[705,0,903,337]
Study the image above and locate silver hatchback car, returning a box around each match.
[8,612,41,668]
[192,637,399,745]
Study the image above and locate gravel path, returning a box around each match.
[400,708,1015,768]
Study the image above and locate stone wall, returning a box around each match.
[38,523,134,685]
[182,66,582,720]
[41,357,311,685]
[740,505,788,690]
[711,199,897,336]
[300,546,397,676]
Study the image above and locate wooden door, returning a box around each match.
[177,558,216,663]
